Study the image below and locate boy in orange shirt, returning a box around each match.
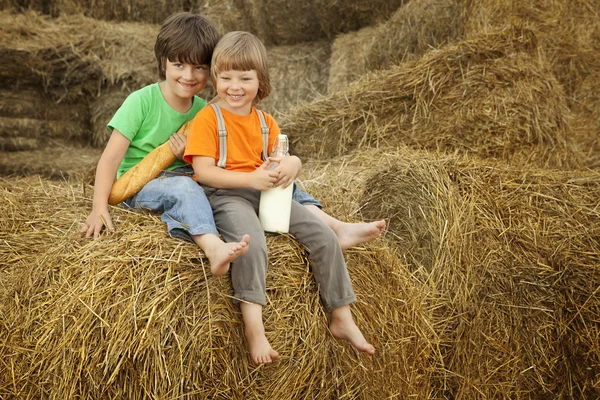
[184,31,375,365]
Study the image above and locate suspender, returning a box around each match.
[210,103,270,169]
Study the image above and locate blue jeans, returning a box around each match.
[122,167,321,241]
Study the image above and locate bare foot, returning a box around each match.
[335,220,386,251]
[204,234,251,276]
[329,306,375,354]
[246,328,280,365]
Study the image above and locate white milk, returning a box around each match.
[259,183,294,233]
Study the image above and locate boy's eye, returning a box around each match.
[196,65,208,71]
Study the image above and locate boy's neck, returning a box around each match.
[159,81,194,114]
[217,98,252,116]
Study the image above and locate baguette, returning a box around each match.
[108,122,190,205]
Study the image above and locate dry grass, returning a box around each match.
[0,176,431,399]
[260,41,331,117]
[283,27,576,168]
[358,147,600,398]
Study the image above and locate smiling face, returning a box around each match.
[215,69,260,116]
[161,59,210,113]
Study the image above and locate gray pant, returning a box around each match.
[203,186,356,312]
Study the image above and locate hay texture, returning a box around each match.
[462,0,600,163]
[282,27,576,168]
[0,176,432,399]
[0,144,101,178]
[0,10,157,94]
[3,0,190,23]
[259,41,331,117]
[246,0,406,45]
[358,147,600,398]
[327,26,379,95]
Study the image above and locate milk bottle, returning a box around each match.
[259,134,294,233]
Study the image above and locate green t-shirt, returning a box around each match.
[108,83,207,178]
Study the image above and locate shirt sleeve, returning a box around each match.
[183,107,220,164]
[107,90,147,141]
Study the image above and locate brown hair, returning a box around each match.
[154,12,221,80]
[210,31,271,104]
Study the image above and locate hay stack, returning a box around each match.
[282,27,576,168]
[0,10,157,94]
[3,0,190,23]
[259,41,331,117]
[327,26,379,95]
[358,147,600,398]
[365,0,462,71]
[246,0,406,46]
[0,145,101,178]
[462,0,600,162]
[0,176,433,398]
[328,0,461,95]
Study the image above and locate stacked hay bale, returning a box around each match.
[245,0,406,46]
[284,27,576,169]
[0,10,159,175]
[357,148,600,398]
[0,176,434,399]
[462,0,600,166]
[328,0,462,94]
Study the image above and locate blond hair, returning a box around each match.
[211,31,271,104]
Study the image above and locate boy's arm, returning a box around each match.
[192,156,279,191]
[81,130,130,238]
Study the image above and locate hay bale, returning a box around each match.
[246,0,406,46]
[4,0,190,23]
[0,144,101,178]
[0,176,434,398]
[89,89,129,148]
[260,41,331,117]
[0,10,157,94]
[282,27,577,168]
[0,137,39,151]
[365,0,462,71]
[358,147,600,398]
[197,0,253,36]
[327,26,379,94]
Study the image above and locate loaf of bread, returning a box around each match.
[108,122,190,205]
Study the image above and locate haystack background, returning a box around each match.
[2,0,600,398]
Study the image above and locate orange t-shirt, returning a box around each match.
[184,105,280,172]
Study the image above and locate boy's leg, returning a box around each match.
[288,201,375,354]
[207,188,279,364]
[292,185,385,250]
[124,172,248,275]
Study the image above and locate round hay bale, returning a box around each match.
[260,41,331,117]
[0,177,435,399]
[359,147,600,398]
[282,27,576,169]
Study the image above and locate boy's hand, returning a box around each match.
[168,133,187,159]
[248,161,279,191]
[80,209,114,239]
[271,155,301,188]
